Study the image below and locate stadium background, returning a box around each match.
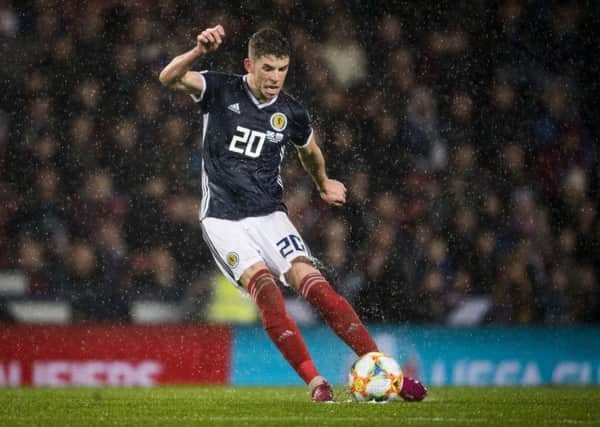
[0,0,599,387]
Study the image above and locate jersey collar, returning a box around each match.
[243,75,279,109]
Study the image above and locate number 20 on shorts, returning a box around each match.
[276,234,305,258]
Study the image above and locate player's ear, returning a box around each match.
[243,58,253,73]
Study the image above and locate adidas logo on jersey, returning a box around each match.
[227,103,240,114]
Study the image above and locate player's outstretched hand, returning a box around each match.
[319,179,347,206]
[196,25,225,54]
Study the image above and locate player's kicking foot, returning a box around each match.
[309,376,334,402]
[400,377,427,401]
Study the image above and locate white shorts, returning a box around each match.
[200,211,312,287]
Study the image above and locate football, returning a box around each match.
[348,352,403,402]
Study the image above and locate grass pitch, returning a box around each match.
[1,386,599,426]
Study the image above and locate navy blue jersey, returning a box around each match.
[192,71,313,220]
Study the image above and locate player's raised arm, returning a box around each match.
[159,25,225,92]
[296,136,347,206]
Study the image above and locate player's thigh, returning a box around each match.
[201,217,264,288]
[251,211,313,282]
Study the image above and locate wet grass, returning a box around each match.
[1,386,599,426]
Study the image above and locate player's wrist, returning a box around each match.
[315,177,328,192]
[191,45,207,57]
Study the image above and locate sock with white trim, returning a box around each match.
[248,269,320,384]
[299,272,378,356]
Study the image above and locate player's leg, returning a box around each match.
[201,218,331,400]
[285,259,379,356]
[287,260,427,401]
[239,262,321,385]
[239,263,332,401]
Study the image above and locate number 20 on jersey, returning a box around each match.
[229,126,266,158]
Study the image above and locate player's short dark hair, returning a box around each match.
[248,28,290,60]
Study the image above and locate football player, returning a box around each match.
[159,25,426,402]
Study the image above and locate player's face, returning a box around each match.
[245,54,289,102]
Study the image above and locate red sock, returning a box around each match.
[248,269,319,384]
[299,272,378,356]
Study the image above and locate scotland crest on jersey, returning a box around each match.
[270,112,287,131]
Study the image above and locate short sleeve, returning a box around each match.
[289,105,313,148]
[189,71,225,112]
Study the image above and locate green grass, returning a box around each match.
[1,386,599,426]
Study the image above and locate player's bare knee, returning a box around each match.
[292,256,314,267]
[286,258,319,290]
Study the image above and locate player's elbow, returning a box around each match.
[158,68,176,88]
[158,70,171,87]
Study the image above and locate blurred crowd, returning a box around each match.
[0,0,598,324]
